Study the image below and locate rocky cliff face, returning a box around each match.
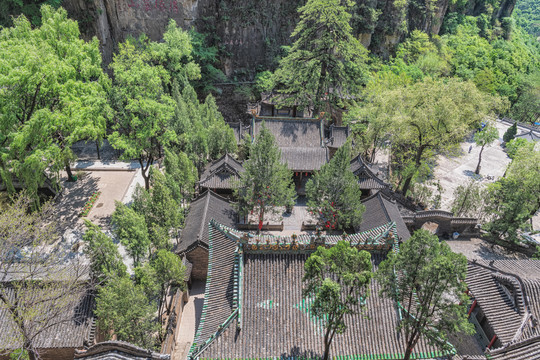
[64,0,516,76]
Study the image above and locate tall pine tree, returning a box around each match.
[234,123,296,231]
[272,0,369,118]
[306,141,364,230]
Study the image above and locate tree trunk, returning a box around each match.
[401,145,425,196]
[475,145,485,175]
[314,62,328,116]
[322,325,332,360]
[65,162,76,182]
[25,341,38,360]
[96,140,101,160]
[403,345,413,360]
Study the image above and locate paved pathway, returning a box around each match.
[172,281,206,360]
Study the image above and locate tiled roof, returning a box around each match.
[176,191,237,254]
[466,261,540,348]
[190,221,239,356]
[190,221,452,359]
[515,129,540,142]
[358,192,411,241]
[74,340,170,359]
[328,125,349,148]
[280,147,328,171]
[252,118,323,148]
[199,154,244,190]
[486,335,540,359]
[350,155,388,190]
[0,286,95,350]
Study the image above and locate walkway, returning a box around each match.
[172,280,206,360]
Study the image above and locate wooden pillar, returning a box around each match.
[468,299,477,318]
[487,335,497,349]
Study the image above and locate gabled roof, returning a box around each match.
[252,118,323,148]
[359,191,411,241]
[350,155,388,190]
[327,125,349,148]
[0,288,95,350]
[189,221,452,359]
[176,190,237,254]
[198,154,244,190]
[74,340,170,359]
[515,129,540,142]
[280,147,328,171]
[466,260,540,348]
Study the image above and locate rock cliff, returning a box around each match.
[63,0,517,76]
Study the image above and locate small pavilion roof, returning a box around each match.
[176,190,237,254]
[199,153,244,190]
[350,155,388,190]
[359,191,411,241]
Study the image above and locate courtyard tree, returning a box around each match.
[451,180,488,218]
[234,123,296,231]
[0,194,90,360]
[151,249,186,316]
[108,41,176,190]
[502,122,517,143]
[306,141,365,230]
[485,145,540,243]
[163,148,198,202]
[377,230,473,360]
[473,123,499,175]
[95,275,159,349]
[83,220,127,283]
[303,240,372,360]
[111,201,150,266]
[386,78,503,195]
[169,82,236,172]
[272,0,369,118]
[0,6,109,202]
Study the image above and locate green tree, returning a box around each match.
[303,240,372,360]
[505,138,535,159]
[485,145,540,243]
[272,0,369,118]
[473,122,499,174]
[152,249,186,316]
[108,41,176,190]
[306,141,364,230]
[131,168,184,250]
[163,148,198,201]
[503,122,518,143]
[510,71,540,124]
[95,276,159,349]
[111,201,150,266]
[83,220,127,283]
[451,180,488,218]
[170,83,236,171]
[386,78,502,195]
[234,123,296,231]
[377,230,473,360]
[0,6,109,201]
[147,19,201,89]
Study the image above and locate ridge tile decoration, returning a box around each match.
[189,220,454,359]
[464,260,540,359]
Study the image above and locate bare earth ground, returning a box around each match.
[432,121,512,212]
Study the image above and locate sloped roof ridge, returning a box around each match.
[74,340,170,359]
[351,155,388,186]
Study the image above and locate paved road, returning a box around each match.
[172,281,206,360]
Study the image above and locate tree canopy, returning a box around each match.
[306,141,365,230]
[377,229,473,360]
[303,240,372,360]
[234,123,296,230]
[271,0,369,118]
[0,5,109,202]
